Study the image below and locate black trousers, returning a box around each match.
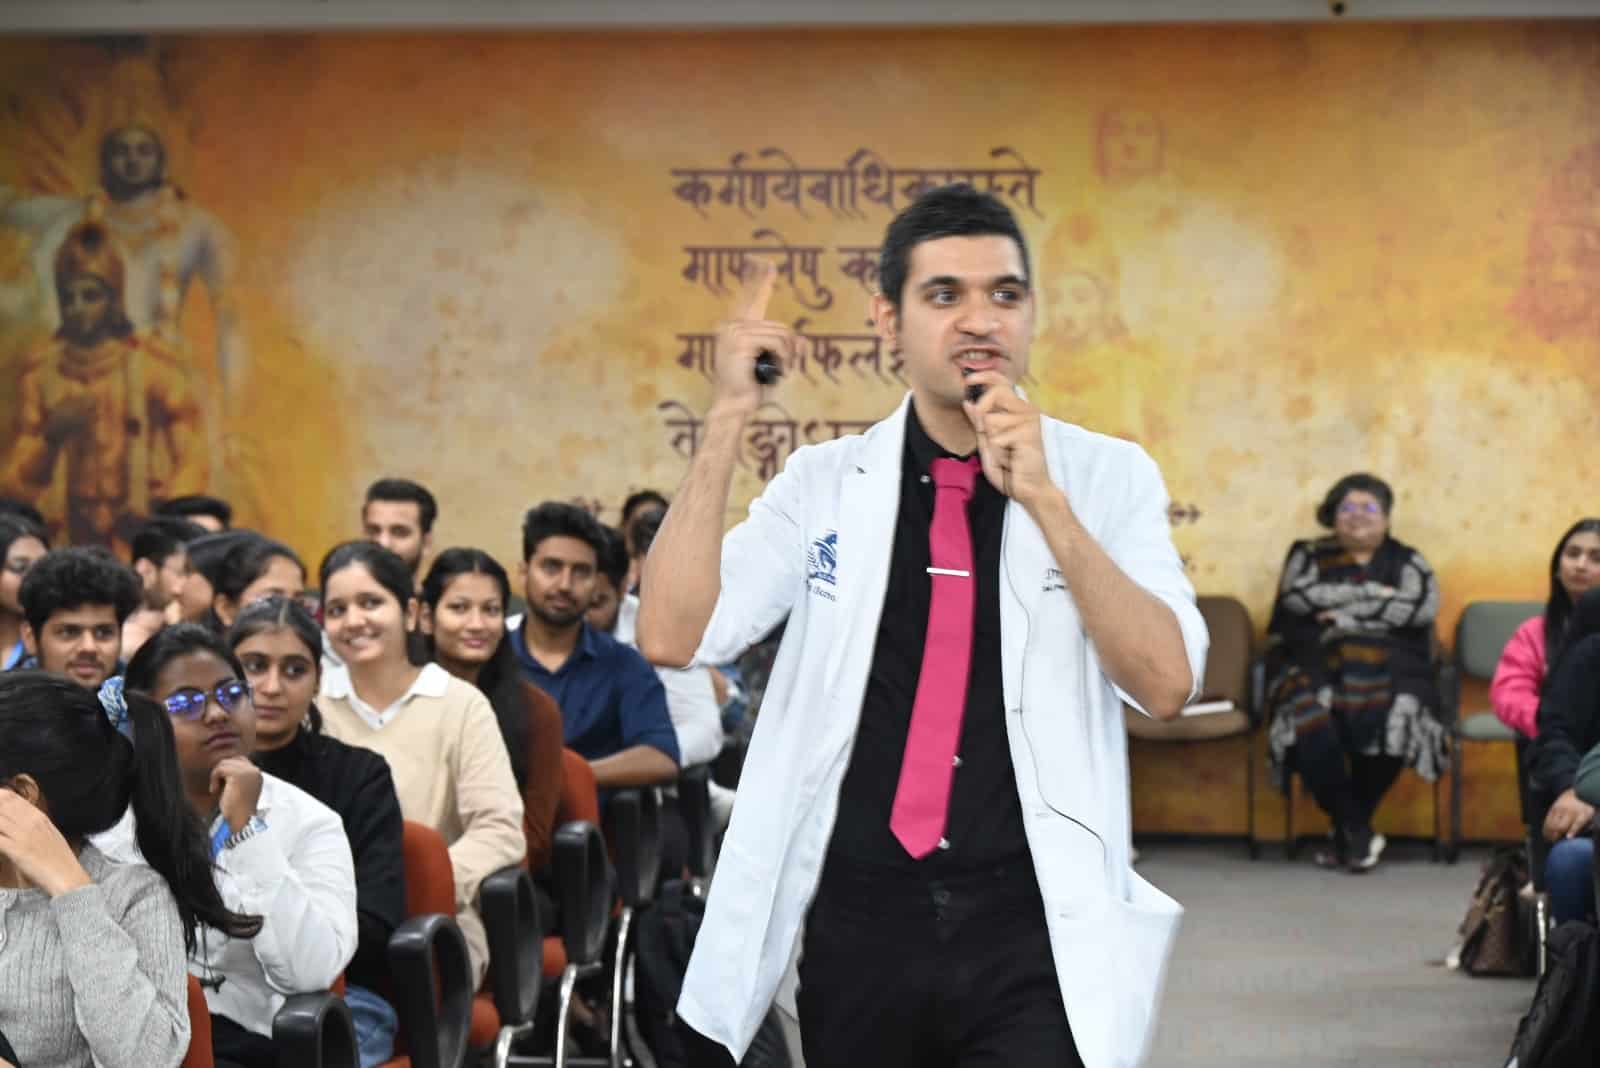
[0,1027,17,1067]
[211,1013,276,1068]
[795,859,1083,1068]
[1296,715,1406,831]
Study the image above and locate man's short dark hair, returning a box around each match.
[877,183,1032,310]
[628,508,664,561]
[365,478,438,535]
[620,490,669,526]
[522,501,605,564]
[20,547,143,634]
[156,494,233,529]
[595,525,630,590]
[0,497,48,533]
[130,517,206,568]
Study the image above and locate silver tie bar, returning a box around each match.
[926,567,971,578]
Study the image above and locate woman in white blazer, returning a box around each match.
[639,185,1208,1068]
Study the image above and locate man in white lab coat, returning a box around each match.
[638,184,1208,1068]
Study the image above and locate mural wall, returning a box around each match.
[1,23,1597,642]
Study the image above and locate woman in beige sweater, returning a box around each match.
[315,541,524,985]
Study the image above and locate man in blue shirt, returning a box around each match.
[508,501,679,787]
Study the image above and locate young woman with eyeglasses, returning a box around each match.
[226,595,406,1068]
[104,624,359,1068]
[1263,472,1448,874]
[0,671,260,1068]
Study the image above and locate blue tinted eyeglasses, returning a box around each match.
[1338,501,1382,516]
[163,679,251,720]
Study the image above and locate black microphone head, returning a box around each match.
[754,350,782,386]
[961,368,985,404]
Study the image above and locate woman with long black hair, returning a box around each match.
[0,671,259,1067]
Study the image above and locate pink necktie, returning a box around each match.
[890,455,981,859]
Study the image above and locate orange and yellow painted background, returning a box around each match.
[2,23,1598,839]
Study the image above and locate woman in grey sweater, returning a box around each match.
[0,672,260,1068]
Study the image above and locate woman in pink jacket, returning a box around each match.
[1492,518,1600,737]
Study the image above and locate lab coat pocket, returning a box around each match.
[1109,873,1183,1067]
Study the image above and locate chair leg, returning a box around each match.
[1247,736,1259,860]
[1450,733,1464,863]
[1536,894,1549,978]
[1285,774,1299,860]
[553,967,580,1068]
[621,953,656,1068]
[1440,770,1452,863]
[609,909,633,1068]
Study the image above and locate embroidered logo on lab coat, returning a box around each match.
[1043,567,1065,593]
[806,530,839,599]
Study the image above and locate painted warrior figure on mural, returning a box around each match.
[0,221,207,548]
[0,123,249,396]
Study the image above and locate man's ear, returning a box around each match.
[213,592,235,628]
[133,557,156,590]
[418,603,434,636]
[404,597,421,633]
[20,621,37,658]
[872,293,900,352]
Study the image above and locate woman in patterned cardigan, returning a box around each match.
[1265,472,1448,873]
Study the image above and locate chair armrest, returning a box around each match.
[678,764,716,880]
[480,864,543,1027]
[608,787,663,908]
[272,991,357,1068]
[388,913,473,1068]
[553,819,612,966]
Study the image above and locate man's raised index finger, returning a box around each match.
[731,258,778,321]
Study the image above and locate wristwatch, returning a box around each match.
[222,814,268,852]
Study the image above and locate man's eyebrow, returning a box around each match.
[917,274,1031,290]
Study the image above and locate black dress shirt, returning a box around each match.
[824,402,1029,876]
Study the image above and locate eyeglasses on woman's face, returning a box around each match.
[162,678,252,720]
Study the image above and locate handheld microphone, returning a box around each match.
[962,367,986,405]
[754,350,783,386]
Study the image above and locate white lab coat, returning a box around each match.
[675,395,1208,1068]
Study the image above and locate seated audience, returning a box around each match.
[108,625,359,1068]
[156,493,233,533]
[182,531,258,627]
[1528,589,1600,924]
[619,489,668,543]
[228,597,406,1068]
[315,540,524,986]
[213,538,306,628]
[1264,472,1447,873]
[420,547,563,870]
[0,516,48,670]
[0,672,260,1068]
[362,478,437,586]
[123,516,205,660]
[509,503,678,787]
[18,547,141,687]
[587,525,723,769]
[1492,518,1600,739]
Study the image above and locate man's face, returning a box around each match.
[24,604,122,688]
[363,500,429,575]
[874,235,1034,413]
[59,276,114,345]
[103,127,164,199]
[587,573,622,634]
[523,536,598,631]
[139,549,190,611]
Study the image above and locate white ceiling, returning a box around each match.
[0,0,1596,32]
